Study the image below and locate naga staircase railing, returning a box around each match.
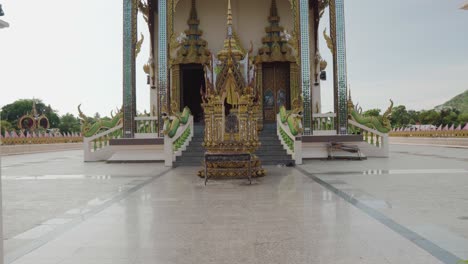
[83,124,123,162]
[164,115,194,166]
[348,119,389,157]
[277,113,303,165]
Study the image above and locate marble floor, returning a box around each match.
[1,145,467,264]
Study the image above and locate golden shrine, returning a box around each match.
[197,0,266,178]
[18,100,50,132]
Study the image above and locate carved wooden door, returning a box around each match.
[262,63,290,122]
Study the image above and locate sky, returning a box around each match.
[0,0,467,117]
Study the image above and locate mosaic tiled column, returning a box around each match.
[299,0,312,135]
[122,0,137,138]
[330,0,348,134]
[158,0,168,137]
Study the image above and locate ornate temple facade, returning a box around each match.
[122,0,349,137]
[81,0,391,165]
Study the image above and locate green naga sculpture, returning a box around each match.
[278,96,304,136]
[347,91,393,134]
[78,105,123,137]
[162,101,192,138]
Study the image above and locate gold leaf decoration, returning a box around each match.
[323,28,333,53]
[135,33,144,57]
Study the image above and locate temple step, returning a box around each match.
[174,123,295,167]
[255,124,295,166]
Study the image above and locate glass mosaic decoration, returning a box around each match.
[122,0,137,138]
[333,0,348,134]
[158,0,168,137]
[299,0,311,135]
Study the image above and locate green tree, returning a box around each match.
[457,113,468,125]
[390,105,410,128]
[438,108,460,126]
[419,110,441,125]
[363,109,381,117]
[407,110,420,125]
[58,113,81,134]
[0,99,60,129]
[0,120,12,135]
[45,104,60,128]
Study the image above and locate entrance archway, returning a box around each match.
[180,64,205,122]
[262,62,291,122]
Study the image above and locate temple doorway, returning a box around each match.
[262,62,290,122]
[180,64,205,123]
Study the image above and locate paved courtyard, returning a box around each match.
[1,144,467,264]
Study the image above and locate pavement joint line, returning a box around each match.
[295,166,463,264]
[392,151,468,162]
[313,168,468,176]
[390,143,468,149]
[4,167,172,264]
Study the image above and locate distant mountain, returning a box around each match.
[435,90,468,113]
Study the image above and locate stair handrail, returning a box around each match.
[85,124,123,141]
[348,119,389,156]
[348,119,385,137]
[83,124,123,161]
[164,115,194,166]
[277,113,303,165]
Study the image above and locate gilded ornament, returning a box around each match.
[198,1,265,179]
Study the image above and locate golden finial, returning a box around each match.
[189,0,198,21]
[270,0,278,18]
[348,84,352,100]
[31,98,38,117]
[347,84,354,111]
[227,0,233,26]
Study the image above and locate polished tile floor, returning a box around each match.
[5,159,450,264]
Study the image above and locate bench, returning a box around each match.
[204,152,252,185]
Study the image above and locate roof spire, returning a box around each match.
[31,98,38,118]
[189,0,198,21]
[268,0,280,25]
[348,84,351,100]
[270,0,278,18]
[227,0,233,37]
[218,0,244,61]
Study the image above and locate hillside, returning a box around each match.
[435,90,468,113]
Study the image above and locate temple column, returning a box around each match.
[158,0,168,136]
[329,0,348,134]
[299,0,312,135]
[122,0,138,138]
